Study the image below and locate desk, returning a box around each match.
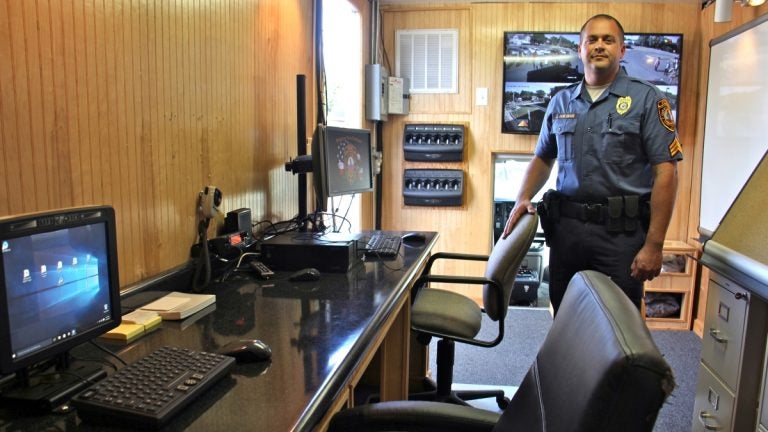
[0,231,437,431]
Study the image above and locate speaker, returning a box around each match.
[714,0,733,22]
[225,208,252,234]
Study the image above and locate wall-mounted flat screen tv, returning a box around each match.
[502,31,682,134]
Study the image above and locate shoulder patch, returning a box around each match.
[657,99,676,132]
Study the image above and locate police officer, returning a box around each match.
[502,14,682,315]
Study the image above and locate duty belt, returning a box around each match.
[559,200,609,223]
[557,195,647,233]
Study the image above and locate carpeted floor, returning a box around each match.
[428,307,701,432]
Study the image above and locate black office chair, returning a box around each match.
[329,270,675,432]
[407,212,539,408]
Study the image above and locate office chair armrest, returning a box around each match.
[328,401,500,432]
[422,251,490,275]
[411,274,493,303]
[411,275,506,348]
[418,274,490,286]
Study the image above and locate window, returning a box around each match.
[323,1,364,232]
[493,154,557,203]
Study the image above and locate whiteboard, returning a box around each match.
[699,14,768,239]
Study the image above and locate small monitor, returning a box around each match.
[0,206,120,407]
[311,125,374,211]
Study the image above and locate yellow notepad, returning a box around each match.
[100,323,145,343]
[122,309,163,332]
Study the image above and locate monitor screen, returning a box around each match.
[0,206,121,376]
[502,31,682,134]
[311,125,374,213]
[321,126,374,197]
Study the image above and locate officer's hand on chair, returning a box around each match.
[502,201,536,239]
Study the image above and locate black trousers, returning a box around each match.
[547,216,645,315]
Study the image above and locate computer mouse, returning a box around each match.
[401,232,426,245]
[289,267,321,282]
[217,339,272,363]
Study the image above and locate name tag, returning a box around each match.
[554,113,576,119]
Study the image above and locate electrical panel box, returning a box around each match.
[403,124,464,162]
[403,169,464,207]
[365,64,388,121]
[388,76,410,115]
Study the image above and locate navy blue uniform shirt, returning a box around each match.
[535,70,683,201]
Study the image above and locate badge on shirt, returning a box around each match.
[657,99,676,132]
[616,96,632,115]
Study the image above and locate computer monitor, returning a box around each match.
[311,124,374,212]
[0,205,121,408]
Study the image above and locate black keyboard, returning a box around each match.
[72,346,235,428]
[364,234,402,257]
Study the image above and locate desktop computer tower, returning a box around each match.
[260,233,360,273]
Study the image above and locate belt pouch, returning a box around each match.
[607,197,623,233]
[623,195,639,232]
[545,190,561,221]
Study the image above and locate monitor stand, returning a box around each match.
[0,354,106,412]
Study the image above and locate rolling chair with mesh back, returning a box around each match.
[407,212,539,409]
[329,270,675,432]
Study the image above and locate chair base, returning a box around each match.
[409,377,510,409]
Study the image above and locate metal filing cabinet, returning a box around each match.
[692,271,768,431]
[759,336,768,432]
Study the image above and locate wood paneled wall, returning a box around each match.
[2,0,765,298]
[379,2,701,292]
[0,1,315,288]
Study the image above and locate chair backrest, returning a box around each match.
[483,213,538,321]
[493,270,675,432]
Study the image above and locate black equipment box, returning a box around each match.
[511,269,540,306]
[510,236,546,306]
[260,233,361,273]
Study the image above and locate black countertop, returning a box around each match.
[0,231,437,431]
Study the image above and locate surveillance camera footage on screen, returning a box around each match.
[502,32,682,135]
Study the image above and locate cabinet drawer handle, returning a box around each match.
[698,411,723,430]
[708,328,728,344]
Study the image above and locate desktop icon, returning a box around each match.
[22,269,31,283]
[1,241,9,253]
[41,265,47,278]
